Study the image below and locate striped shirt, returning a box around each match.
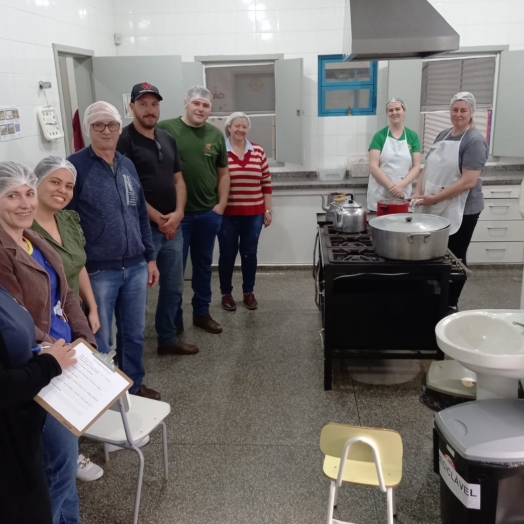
[225,139,272,216]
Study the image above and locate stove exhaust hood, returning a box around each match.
[342,0,460,60]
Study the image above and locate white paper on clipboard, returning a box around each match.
[36,340,132,435]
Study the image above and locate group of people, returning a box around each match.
[0,84,273,524]
[367,91,488,309]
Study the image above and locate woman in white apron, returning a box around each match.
[367,97,422,212]
[414,92,489,310]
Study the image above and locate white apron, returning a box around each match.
[367,128,413,212]
[417,128,470,235]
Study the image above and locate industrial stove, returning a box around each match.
[314,213,467,390]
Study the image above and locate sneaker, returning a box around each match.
[77,454,104,481]
[193,314,223,334]
[243,292,258,310]
[221,294,237,311]
[105,434,150,453]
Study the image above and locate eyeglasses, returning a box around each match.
[155,140,163,162]
[91,122,120,132]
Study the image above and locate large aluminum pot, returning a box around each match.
[369,213,450,260]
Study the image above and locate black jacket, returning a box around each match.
[0,298,62,523]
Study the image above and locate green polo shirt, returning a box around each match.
[157,117,228,214]
[31,210,87,299]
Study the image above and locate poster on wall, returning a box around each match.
[0,107,22,141]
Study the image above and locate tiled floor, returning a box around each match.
[78,266,522,524]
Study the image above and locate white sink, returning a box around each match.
[436,310,524,399]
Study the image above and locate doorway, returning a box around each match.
[53,44,95,156]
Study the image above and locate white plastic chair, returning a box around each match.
[84,394,171,524]
[320,423,403,524]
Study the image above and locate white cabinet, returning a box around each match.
[468,185,524,264]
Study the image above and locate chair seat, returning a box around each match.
[85,396,171,444]
[323,456,402,488]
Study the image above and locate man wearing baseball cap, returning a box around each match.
[157,86,230,335]
[117,83,198,356]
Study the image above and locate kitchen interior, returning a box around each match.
[2,0,524,523]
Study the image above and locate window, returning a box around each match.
[205,62,276,158]
[318,55,377,117]
[420,55,497,154]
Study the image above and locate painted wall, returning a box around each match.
[113,0,524,169]
[0,0,116,166]
[1,0,524,167]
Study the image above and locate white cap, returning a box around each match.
[83,101,123,135]
[0,161,38,199]
[184,86,213,107]
[34,156,77,185]
[224,112,251,137]
[450,92,476,114]
[386,97,407,111]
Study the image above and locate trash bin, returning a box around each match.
[434,399,524,523]
[421,360,476,412]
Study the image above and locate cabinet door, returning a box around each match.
[482,185,521,199]
[468,242,524,264]
[492,51,524,157]
[480,200,523,221]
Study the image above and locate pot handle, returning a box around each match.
[407,232,431,244]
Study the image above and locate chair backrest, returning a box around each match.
[320,423,403,464]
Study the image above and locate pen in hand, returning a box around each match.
[32,345,50,353]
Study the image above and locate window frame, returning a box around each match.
[318,55,377,117]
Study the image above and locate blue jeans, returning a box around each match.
[218,214,264,294]
[42,414,79,524]
[89,261,148,393]
[176,209,223,322]
[150,224,184,345]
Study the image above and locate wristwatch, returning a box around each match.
[265,210,273,215]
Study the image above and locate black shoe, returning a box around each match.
[133,384,161,400]
[157,341,199,355]
[193,315,223,334]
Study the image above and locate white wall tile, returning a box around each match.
[255,33,277,53]
[236,32,257,53]
[256,9,277,32]
[275,31,296,53]
[509,23,524,45]
[236,10,257,33]
[295,31,318,54]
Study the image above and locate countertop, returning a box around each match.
[271,166,524,190]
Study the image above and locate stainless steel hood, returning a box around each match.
[342,0,460,60]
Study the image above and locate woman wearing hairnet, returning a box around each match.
[414,92,489,310]
[0,161,96,524]
[31,156,103,483]
[367,97,422,211]
[218,112,272,311]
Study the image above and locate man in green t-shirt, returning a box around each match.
[157,86,230,334]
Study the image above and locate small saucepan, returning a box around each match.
[376,198,410,217]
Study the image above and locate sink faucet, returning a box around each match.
[513,321,524,329]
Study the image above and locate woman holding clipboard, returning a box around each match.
[0,162,95,524]
[0,285,76,524]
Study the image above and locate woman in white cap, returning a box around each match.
[414,91,489,310]
[31,156,103,483]
[367,97,422,211]
[217,112,272,312]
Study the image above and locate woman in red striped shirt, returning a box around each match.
[218,112,272,311]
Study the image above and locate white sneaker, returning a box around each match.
[104,434,150,453]
[77,454,104,481]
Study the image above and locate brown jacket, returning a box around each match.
[0,227,96,346]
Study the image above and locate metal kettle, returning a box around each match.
[321,192,354,222]
[333,199,367,233]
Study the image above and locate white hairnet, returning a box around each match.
[450,92,476,114]
[83,101,123,135]
[184,86,213,107]
[34,156,77,185]
[0,161,38,199]
[225,112,251,137]
[386,97,407,111]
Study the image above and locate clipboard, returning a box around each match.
[34,338,133,436]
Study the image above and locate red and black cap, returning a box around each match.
[130,82,163,103]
